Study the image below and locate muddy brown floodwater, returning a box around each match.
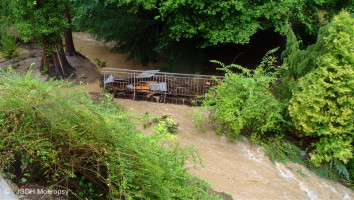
[74,33,354,200]
[115,99,353,200]
[73,32,152,70]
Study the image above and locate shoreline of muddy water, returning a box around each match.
[72,32,353,199]
[73,32,155,70]
[1,31,352,200]
[115,99,354,200]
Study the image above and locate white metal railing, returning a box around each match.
[102,68,223,104]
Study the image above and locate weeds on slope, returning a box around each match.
[0,68,224,199]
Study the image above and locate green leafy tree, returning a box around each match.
[160,0,350,42]
[12,0,73,78]
[289,11,354,166]
[124,0,346,47]
[75,0,351,65]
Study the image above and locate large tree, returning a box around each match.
[13,0,73,79]
[117,0,352,46]
[64,6,77,56]
[75,0,351,65]
[64,1,80,56]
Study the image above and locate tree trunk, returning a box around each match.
[40,39,73,79]
[64,7,78,56]
[40,46,47,72]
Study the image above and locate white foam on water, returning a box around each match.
[235,142,264,163]
[299,182,319,200]
[275,163,322,200]
[326,183,351,199]
[343,194,351,199]
[275,163,293,180]
[219,135,227,145]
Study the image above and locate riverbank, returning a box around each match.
[116,98,354,200]
[1,36,353,199]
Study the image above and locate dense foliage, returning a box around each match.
[12,0,67,48]
[0,0,13,24]
[282,27,327,80]
[203,50,284,142]
[0,0,20,60]
[289,11,354,166]
[0,69,223,199]
[0,31,20,59]
[9,0,72,78]
[116,0,315,46]
[202,11,353,185]
[74,0,351,65]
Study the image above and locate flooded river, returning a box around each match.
[116,99,353,200]
[73,32,149,70]
[73,32,354,200]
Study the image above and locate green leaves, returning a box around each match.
[0,31,21,59]
[289,11,354,166]
[116,0,348,47]
[74,0,349,64]
[0,68,222,199]
[203,50,284,142]
[12,0,68,47]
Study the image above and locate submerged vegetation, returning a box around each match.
[0,68,224,199]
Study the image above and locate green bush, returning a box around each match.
[94,58,107,68]
[0,68,222,199]
[281,26,327,80]
[203,49,284,142]
[289,11,354,166]
[154,115,179,135]
[0,31,20,59]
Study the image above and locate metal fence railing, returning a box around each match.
[102,68,223,105]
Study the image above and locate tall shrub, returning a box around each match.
[289,11,354,166]
[0,31,20,59]
[203,49,284,142]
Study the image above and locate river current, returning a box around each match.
[73,32,354,200]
